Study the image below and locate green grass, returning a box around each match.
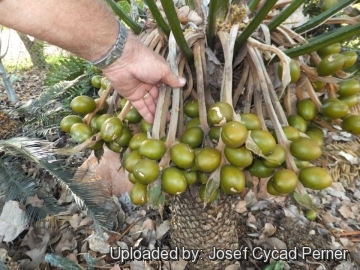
[3,53,71,72]
[3,58,33,72]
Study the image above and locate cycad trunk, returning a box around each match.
[171,188,239,270]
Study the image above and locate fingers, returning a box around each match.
[132,99,154,124]
[160,65,186,88]
[130,87,158,124]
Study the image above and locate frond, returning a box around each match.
[0,138,114,235]
[0,159,38,204]
[39,158,116,233]
[44,56,88,86]
[23,107,72,136]
[45,254,82,270]
[83,253,97,270]
[26,195,64,225]
[0,137,52,162]
[15,76,90,117]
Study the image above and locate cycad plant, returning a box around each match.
[56,0,360,268]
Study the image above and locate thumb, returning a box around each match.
[161,67,186,88]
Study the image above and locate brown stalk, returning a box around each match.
[193,42,210,135]
[274,27,297,45]
[152,85,170,140]
[191,89,199,100]
[106,91,119,115]
[303,77,322,110]
[143,28,159,47]
[248,46,304,192]
[83,84,113,125]
[327,83,337,99]
[218,25,239,106]
[278,26,322,66]
[177,58,187,137]
[148,33,161,50]
[250,64,267,131]
[54,133,102,155]
[185,32,205,48]
[247,37,291,98]
[325,17,359,25]
[296,79,306,101]
[270,31,286,47]
[183,61,194,100]
[138,31,148,43]
[154,40,163,54]
[265,72,289,126]
[165,33,181,148]
[200,39,214,108]
[284,84,297,115]
[116,100,132,120]
[233,59,250,107]
[242,63,254,114]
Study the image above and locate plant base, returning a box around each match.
[170,187,239,270]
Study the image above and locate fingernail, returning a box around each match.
[179,77,186,86]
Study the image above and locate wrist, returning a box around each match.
[89,21,128,69]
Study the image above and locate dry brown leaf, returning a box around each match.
[54,229,76,254]
[58,188,73,205]
[78,147,133,197]
[79,216,93,227]
[130,225,143,240]
[265,237,287,250]
[25,194,44,208]
[246,213,257,230]
[110,264,121,270]
[235,200,247,214]
[257,178,271,199]
[0,200,28,242]
[244,189,258,208]
[141,218,156,231]
[338,205,355,219]
[262,223,276,237]
[354,189,360,200]
[224,264,240,270]
[20,228,50,270]
[339,221,352,231]
[339,238,357,251]
[87,232,110,254]
[187,10,203,26]
[321,211,342,225]
[176,6,189,24]
[69,214,82,230]
[156,220,170,240]
[331,182,346,192]
[66,253,78,264]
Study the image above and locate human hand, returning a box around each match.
[102,34,186,124]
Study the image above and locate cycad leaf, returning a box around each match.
[44,56,88,86]
[0,160,38,204]
[0,137,116,235]
[45,254,82,270]
[39,158,116,233]
[16,75,90,117]
[0,137,51,162]
[26,195,64,225]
